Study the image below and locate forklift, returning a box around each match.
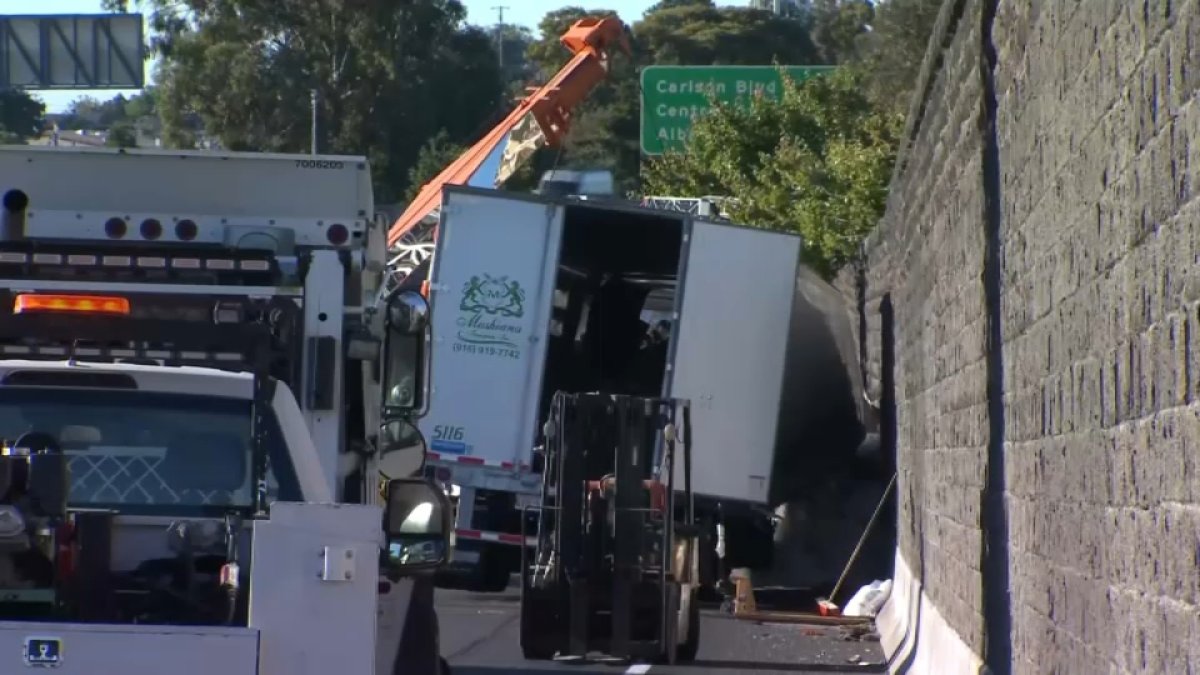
[519,392,703,664]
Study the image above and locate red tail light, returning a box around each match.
[104,217,127,238]
[140,218,163,240]
[326,223,349,245]
[175,219,198,241]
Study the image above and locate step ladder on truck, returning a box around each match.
[0,145,451,675]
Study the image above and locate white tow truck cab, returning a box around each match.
[0,146,446,674]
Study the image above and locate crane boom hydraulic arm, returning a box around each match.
[387,16,631,247]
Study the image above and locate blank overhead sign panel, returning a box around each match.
[0,14,145,90]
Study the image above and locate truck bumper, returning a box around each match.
[0,620,259,674]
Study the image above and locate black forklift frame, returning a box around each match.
[0,294,302,516]
[520,391,695,663]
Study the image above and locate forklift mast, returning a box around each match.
[521,392,702,664]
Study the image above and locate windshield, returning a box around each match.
[0,387,300,515]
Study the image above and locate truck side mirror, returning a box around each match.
[382,289,429,415]
[382,477,452,572]
[377,419,427,480]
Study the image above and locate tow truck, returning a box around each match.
[0,145,449,674]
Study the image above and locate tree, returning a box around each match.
[517,3,828,197]
[111,0,505,203]
[495,24,535,94]
[642,68,902,278]
[123,89,159,120]
[853,0,941,113]
[525,7,621,77]
[404,130,465,202]
[106,122,139,148]
[57,90,156,132]
[0,89,45,140]
[808,0,873,64]
[634,4,821,67]
[511,7,633,194]
[60,94,130,130]
[647,0,715,12]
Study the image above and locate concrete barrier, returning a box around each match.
[877,550,982,675]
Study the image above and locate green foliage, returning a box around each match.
[123,89,159,120]
[0,90,46,140]
[98,0,938,236]
[853,0,942,113]
[106,122,139,148]
[643,68,902,278]
[808,0,873,63]
[647,0,715,12]
[526,7,621,77]
[519,2,826,197]
[405,130,465,202]
[634,3,820,67]
[123,0,504,203]
[632,0,936,277]
[58,90,156,131]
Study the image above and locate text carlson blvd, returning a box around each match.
[639,65,836,155]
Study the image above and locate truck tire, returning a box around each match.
[479,552,512,592]
[520,613,557,660]
[676,588,701,663]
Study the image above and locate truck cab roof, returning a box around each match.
[0,359,255,399]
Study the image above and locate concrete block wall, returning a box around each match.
[846,0,1200,672]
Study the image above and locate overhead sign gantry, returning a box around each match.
[0,13,144,90]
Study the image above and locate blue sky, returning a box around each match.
[20,0,743,112]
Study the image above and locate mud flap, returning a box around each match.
[393,574,442,674]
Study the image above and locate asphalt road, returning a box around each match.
[437,582,888,675]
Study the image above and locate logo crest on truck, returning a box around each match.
[455,274,526,358]
[460,274,524,317]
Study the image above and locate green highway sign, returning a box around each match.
[639,65,836,155]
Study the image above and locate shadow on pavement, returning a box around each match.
[451,662,628,667]
[690,659,887,673]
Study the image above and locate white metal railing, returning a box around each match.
[386,243,435,288]
[641,195,739,219]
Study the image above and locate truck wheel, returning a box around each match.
[676,588,701,662]
[480,555,511,592]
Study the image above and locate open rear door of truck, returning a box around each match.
[420,187,563,470]
[669,220,801,505]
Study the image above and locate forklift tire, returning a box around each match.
[676,588,701,663]
[521,642,555,660]
[479,557,512,593]
[520,627,557,661]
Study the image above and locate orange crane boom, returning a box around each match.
[387,16,631,248]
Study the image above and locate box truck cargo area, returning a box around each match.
[422,187,801,590]
[538,205,684,417]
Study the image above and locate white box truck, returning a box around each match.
[417,186,803,590]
